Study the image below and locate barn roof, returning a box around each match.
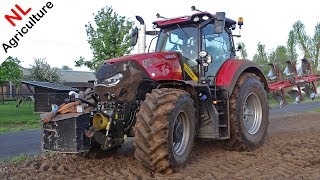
[59,70,95,83]
[21,81,78,91]
[20,68,95,83]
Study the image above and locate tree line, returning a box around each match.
[239,21,320,75]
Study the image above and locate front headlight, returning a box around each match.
[105,73,124,86]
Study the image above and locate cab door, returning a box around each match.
[202,24,232,78]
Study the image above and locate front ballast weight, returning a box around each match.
[42,113,92,152]
[41,88,126,153]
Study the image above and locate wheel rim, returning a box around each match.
[243,93,262,135]
[173,111,190,157]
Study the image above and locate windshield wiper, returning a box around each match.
[176,24,190,39]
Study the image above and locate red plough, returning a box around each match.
[267,59,320,107]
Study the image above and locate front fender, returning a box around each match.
[216,59,268,97]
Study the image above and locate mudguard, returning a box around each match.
[216,59,268,97]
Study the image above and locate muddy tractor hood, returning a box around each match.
[103,52,183,81]
[95,52,183,102]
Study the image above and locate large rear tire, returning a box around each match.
[133,88,196,174]
[222,73,269,151]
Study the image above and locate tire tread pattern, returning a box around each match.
[222,73,268,151]
[133,88,194,174]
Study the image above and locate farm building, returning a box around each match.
[21,81,78,113]
[1,69,94,98]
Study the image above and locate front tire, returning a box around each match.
[133,88,196,174]
[222,73,269,151]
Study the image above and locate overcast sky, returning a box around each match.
[0,0,319,71]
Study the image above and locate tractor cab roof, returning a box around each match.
[153,12,237,29]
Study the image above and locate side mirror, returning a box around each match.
[131,27,139,47]
[213,12,226,34]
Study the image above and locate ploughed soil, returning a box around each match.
[1,112,320,179]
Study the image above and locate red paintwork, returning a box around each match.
[154,16,190,27]
[268,75,320,92]
[268,80,295,92]
[295,75,320,84]
[107,52,183,81]
[153,12,213,28]
[215,59,247,87]
[153,12,236,29]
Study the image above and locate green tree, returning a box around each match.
[60,65,73,71]
[29,58,61,83]
[252,42,269,75]
[0,57,23,104]
[287,30,298,61]
[312,23,320,72]
[268,46,290,74]
[237,42,248,59]
[75,6,134,70]
[292,21,320,72]
[269,45,289,64]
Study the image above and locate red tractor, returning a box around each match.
[42,7,269,174]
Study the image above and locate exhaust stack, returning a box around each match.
[136,16,146,53]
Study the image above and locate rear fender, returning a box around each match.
[216,59,268,97]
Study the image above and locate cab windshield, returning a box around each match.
[156,26,199,70]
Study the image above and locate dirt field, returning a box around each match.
[1,112,320,179]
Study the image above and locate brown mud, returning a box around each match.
[1,112,320,179]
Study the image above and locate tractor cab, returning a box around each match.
[132,10,243,82]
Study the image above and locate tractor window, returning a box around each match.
[202,24,231,77]
[156,26,199,72]
[168,34,183,49]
